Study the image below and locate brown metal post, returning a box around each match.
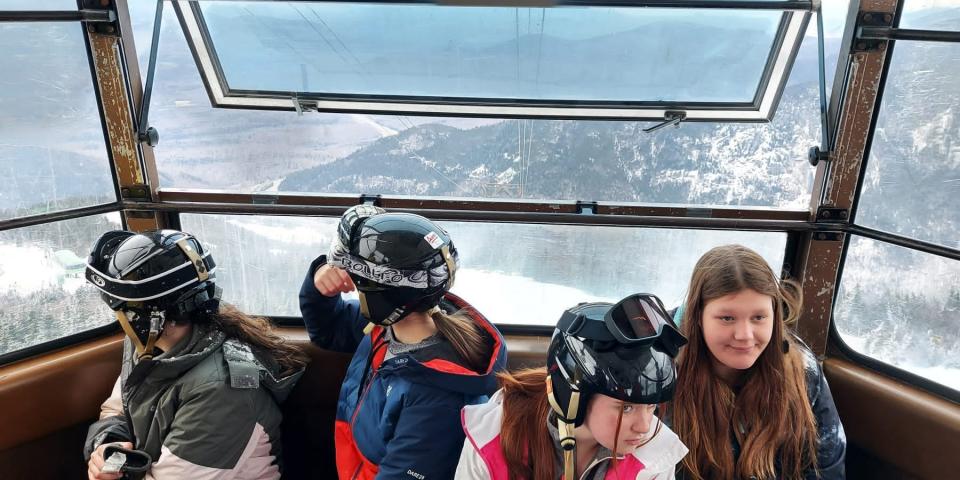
[797,0,899,355]
[114,0,162,198]
[85,1,162,232]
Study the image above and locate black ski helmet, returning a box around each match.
[85,229,220,357]
[546,295,686,428]
[327,205,458,326]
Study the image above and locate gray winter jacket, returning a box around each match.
[83,325,304,479]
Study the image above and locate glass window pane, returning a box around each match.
[179,213,786,326]
[1,0,78,10]
[821,0,850,97]
[129,2,833,208]
[197,2,782,104]
[0,213,122,357]
[900,1,960,30]
[835,236,960,392]
[0,22,114,221]
[857,41,959,248]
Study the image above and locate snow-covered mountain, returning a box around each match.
[279,82,820,208]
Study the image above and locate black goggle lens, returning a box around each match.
[608,295,669,341]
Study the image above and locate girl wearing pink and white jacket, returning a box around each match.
[457,295,689,480]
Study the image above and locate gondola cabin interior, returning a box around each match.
[0,0,958,479]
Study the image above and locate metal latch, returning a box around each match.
[293,97,318,116]
[643,111,686,134]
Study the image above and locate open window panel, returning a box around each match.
[171,0,812,121]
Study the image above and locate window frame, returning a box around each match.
[829,4,960,401]
[0,209,128,365]
[846,34,960,249]
[829,235,960,404]
[0,323,120,367]
[172,0,812,121]
[0,10,122,223]
[8,0,958,406]
[0,7,126,363]
[169,208,803,324]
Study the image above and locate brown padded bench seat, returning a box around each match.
[0,327,547,478]
[279,330,353,479]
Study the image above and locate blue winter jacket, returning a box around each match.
[300,256,507,480]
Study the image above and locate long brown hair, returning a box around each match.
[672,245,817,480]
[209,303,308,375]
[498,368,556,480]
[431,309,490,373]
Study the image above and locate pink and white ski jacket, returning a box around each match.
[456,390,688,480]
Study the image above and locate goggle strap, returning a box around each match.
[557,310,613,340]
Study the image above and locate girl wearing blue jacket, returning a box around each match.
[299,205,507,480]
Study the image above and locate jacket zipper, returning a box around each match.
[351,370,379,426]
[348,335,388,479]
[347,371,379,480]
[579,456,612,480]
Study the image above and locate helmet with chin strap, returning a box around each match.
[327,205,458,328]
[546,294,687,480]
[85,229,220,359]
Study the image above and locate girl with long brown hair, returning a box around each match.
[83,229,306,480]
[457,295,689,480]
[671,244,846,479]
[301,205,507,479]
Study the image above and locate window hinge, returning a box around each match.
[576,201,598,215]
[81,0,119,36]
[119,184,152,202]
[853,12,896,52]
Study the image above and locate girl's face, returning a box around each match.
[583,394,656,455]
[701,288,775,382]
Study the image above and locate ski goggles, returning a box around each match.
[558,293,687,356]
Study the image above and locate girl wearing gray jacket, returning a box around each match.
[83,229,306,480]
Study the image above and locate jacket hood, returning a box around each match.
[374,292,506,397]
[131,324,303,403]
[222,337,304,404]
